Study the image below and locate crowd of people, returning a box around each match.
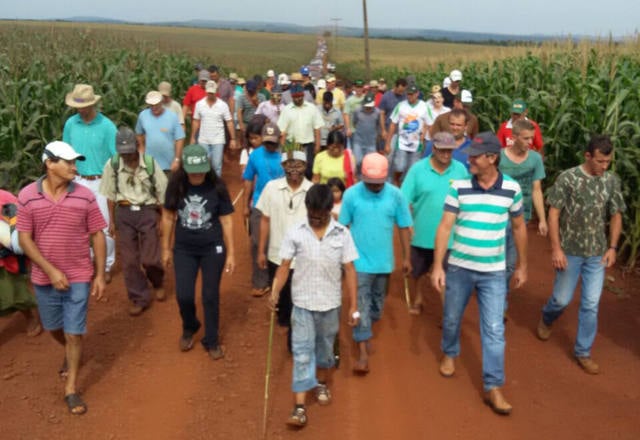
[0,52,626,428]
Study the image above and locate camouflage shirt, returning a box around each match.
[547,165,626,257]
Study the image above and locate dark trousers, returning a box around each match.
[115,205,163,307]
[174,247,225,349]
[303,142,315,180]
[268,261,293,327]
[249,208,270,289]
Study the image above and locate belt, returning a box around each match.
[116,201,157,211]
[79,175,101,181]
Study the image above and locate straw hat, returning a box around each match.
[65,84,101,108]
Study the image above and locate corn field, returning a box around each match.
[0,25,638,268]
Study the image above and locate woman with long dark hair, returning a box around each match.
[161,144,235,360]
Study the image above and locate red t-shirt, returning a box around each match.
[497,118,544,153]
[17,179,106,285]
[182,85,207,117]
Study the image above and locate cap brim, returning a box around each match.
[262,136,279,143]
[183,163,211,173]
[362,176,387,184]
[433,143,458,150]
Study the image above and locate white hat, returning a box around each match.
[158,81,172,96]
[42,141,85,163]
[278,73,290,86]
[461,89,473,104]
[205,80,218,93]
[281,151,307,163]
[145,91,163,105]
[450,69,463,82]
[267,69,275,78]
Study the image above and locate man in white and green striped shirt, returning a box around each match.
[431,132,528,416]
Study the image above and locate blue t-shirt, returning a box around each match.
[242,146,285,206]
[338,182,413,274]
[135,108,185,170]
[63,113,117,176]
[422,137,471,169]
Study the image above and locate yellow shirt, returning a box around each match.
[316,87,346,111]
[313,151,345,183]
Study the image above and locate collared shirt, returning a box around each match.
[277,102,324,144]
[401,156,469,249]
[496,117,544,152]
[423,137,471,169]
[280,218,358,311]
[255,177,313,265]
[193,98,232,145]
[444,172,523,272]
[255,100,284,124]
[241,146,285,206]
[16,177,106,285]
[62,112,117,176]
[135,108,185,171]
[99,153,168,206]
[315,87,346,111]
[318,105,344,146]
[343,94,365,131]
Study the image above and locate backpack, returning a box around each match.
[110,153,157,199]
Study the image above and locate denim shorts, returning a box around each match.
[291,305,340,393]
[34,283,90,334]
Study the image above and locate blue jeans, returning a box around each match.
[504,222,517,311]
[352,273,389,342]
[291,306,340,392]
[34,283,90,334]
[441,265,507,392]
[352,141,376,177]
[200,143,224,177]
[541,255,605,357]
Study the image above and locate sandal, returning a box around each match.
[64,393,87,415]
[251,286,271,297]
[352,359,369,375]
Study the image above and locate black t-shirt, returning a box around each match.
[441,87,457,109]
[169,181,234,253]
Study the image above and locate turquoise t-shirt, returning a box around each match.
[401,156,468,249]
[135,108,185,170]
[499,149,545,221]
[242,146,285,206]
[62,113,117,176]
[338,182,413,274]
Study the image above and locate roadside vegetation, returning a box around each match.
[0,21,638,268]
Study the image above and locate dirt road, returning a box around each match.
[1,160,639,440]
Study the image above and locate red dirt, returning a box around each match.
[1,160,639,440]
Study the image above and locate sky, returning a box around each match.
[1,0,638,37]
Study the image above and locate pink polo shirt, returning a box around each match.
[17,178,106,285]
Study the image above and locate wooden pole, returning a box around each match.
[362,0,371,81]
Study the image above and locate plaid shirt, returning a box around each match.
[280,218,358,311]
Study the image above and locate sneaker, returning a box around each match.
[286,406,307,427]
[128,303,145,317]
[208,346,224,360]
[315,383,332,406]
[536,318,552,341]
[179,333,194,352]
[575,356,599,375]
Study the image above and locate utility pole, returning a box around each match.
[330,17,341,60]
[362,0,371,80]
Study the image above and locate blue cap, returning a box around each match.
[300,66,310,76]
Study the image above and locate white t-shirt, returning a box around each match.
[193,98,232,145]
[425,103,450,140]
[239,147,254,166]
[390,100,429,152]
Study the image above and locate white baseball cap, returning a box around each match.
[42,141,85,163]
[450,69,463,82]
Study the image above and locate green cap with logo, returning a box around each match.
[182,144,211,173]
[511,99,527,114]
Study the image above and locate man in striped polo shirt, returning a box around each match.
[431,132,528,415]
[17,141,107,416]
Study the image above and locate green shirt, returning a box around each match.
[547,165,626,257]
[499,149,545,222]
[401,157,468,249]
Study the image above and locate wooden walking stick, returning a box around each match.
[261,283,277,439]
[403,275,412,311]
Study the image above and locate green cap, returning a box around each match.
[511,99,527,114]
[182,144,211,173]
[354,79,364,87]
